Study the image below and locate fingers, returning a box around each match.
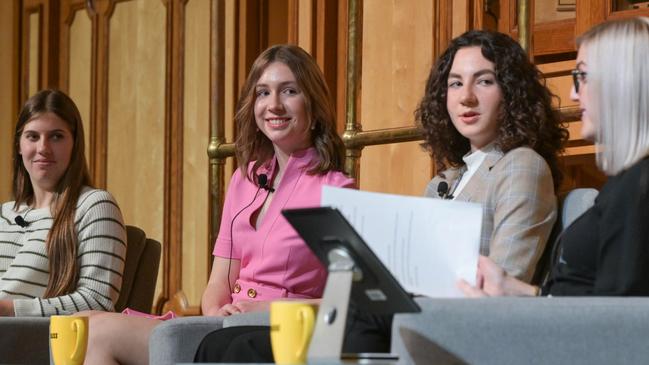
[457,279,487,298]
[216,304,241,316]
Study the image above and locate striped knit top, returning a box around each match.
[0,187,127,316]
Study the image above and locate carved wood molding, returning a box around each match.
[21,0,55,103]
[59,0,87,93]
[161,290,201,316]
[156,0,186,315]
[314,0,338,125]
[287,0,299,44]
[89,0,126,188]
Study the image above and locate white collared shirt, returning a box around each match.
[452,143,495,199]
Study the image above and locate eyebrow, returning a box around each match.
[23,128,68,134]
[255,81,299,88]
[448,69,496,79]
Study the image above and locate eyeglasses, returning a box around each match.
[571,69,587,93]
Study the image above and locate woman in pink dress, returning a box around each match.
[84,44,354,365]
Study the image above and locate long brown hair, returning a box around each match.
[234,44,346,180]
[13,89,92,297]
[416,30,568,188]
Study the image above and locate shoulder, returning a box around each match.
[227,167,252,192]
[75,187,122,221]
[76,187,120,209]
[602,157,649,200]
[492,147,550,175]
[0,201,17,225]
[499,146,545,164]
[321,170,355,188]
[1,201,16,214]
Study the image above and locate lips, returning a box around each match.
[460,111,480,124]
[33,160,55,166]
[265,118,291,129]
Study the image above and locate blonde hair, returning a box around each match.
[577,17,649,175]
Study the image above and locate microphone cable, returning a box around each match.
[226,174,272,295]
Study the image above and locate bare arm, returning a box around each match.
[201,257,240,316]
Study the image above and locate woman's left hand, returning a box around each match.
[0,299,15,316]
[457,256,538,297]
[233,300,272,313]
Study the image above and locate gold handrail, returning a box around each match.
[518,0,532,54]
[206,107,580,160]
[342,0,363,180]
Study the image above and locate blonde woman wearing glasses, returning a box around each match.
[461,17,649,297]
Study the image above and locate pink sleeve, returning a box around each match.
[325,170,356,189]
[212,169,244,258]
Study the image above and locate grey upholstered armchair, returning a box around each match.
[148,311,270,365]
[0,225,161,365]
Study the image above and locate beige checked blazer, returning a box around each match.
[425,147,557,282]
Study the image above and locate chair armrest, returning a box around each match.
[149,316,225,365]
[0,317,50,365]
[392,297,649,365]
[222,311,270,328]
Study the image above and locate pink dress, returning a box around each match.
[213,148,355,303]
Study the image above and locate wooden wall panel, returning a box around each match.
[298,0,314,52]
[181,0,210,306]
[267,0,289,46]
[28,12,41,97]
[452,0,469,37]
[0,0,18,202]
[535,1,575,24]
[106,0,166,258]
[68,9,92,164]
[359,0,434,195]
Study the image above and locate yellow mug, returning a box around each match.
[270,301,316,365]
[50,315,88,365]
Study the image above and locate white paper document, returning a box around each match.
[321,186,482,298]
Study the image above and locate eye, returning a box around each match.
[255,88,270,97]
[477,78,495,86]
[51,133,65,141]
[23,132,38,141]
[283,87,299,95]
[447,80,462,88]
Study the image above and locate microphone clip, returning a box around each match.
[257,174,276,193]
[15,216,30,228]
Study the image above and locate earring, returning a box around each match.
[310,124,316,130]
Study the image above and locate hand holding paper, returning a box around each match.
[321,186,482,297]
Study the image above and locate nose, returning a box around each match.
[267,92,285,114]
[37,138,51,155]
[459,85,478,106]
[570,84,579,102]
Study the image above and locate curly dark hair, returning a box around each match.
[415,30,568,188]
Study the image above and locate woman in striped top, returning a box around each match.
[0,89,126,317]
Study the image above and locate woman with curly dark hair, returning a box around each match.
[418,30,568,282]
